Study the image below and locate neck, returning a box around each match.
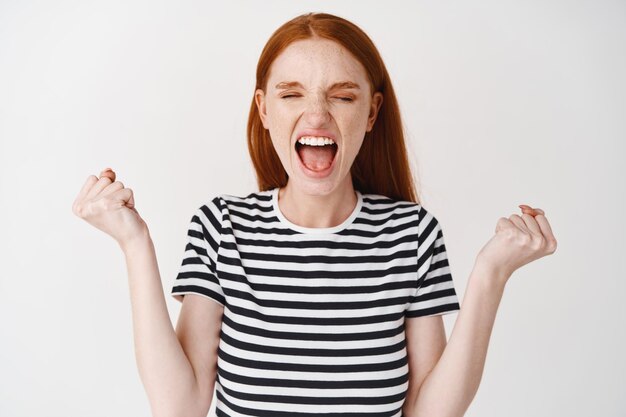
[277,179,358,229]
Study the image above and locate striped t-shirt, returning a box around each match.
[171,187,460,417]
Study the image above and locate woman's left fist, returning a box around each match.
[476,204,558,284]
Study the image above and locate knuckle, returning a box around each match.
[502,228,516,239]
[100,198,113,211]
[75,204,86,217]
[518,234,531,246]
[547,239,558,253]
[73,204,84,217]
[530,237,544,250]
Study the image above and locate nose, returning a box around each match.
[303,94,331,125]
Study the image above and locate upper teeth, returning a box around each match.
[298,136,335,146]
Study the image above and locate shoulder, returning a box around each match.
[194,189,275,226]
[359,192,444,235]
[215,189,274,220]
[360,191,423,218]
[218,189,273,210]
[194,189,268,211]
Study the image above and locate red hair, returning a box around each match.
[247,12,420,203]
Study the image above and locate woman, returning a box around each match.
[72,12,557,417]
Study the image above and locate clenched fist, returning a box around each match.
[72,168,148,250]
[476,204,558,285]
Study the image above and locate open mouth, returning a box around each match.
[295,140,338,172]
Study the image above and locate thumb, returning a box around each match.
[112,188,134,208]
[126,190,135,209]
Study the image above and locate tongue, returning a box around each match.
[298,145,335,171]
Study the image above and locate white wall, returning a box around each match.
[1,0,624,416]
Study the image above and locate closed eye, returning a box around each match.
[280,95,353,102]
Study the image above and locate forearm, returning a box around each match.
[409,261,508,417]
[121,232,203,417]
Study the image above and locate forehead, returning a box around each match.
[268,38,369,88]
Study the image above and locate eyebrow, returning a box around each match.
[274,81,361,90]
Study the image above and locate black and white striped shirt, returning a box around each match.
[171,187,460,417]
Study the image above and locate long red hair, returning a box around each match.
[247,12,420,203]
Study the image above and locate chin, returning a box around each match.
[288,175,339,196]
[298,180,336,195]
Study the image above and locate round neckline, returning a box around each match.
[271,187,363,234]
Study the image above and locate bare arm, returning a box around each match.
[122,232,216,417]
[72,169,221,416]
[402,314,447,416]
[402,261,507,417]
[403,204,556,417]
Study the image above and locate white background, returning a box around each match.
[1,1,624,416]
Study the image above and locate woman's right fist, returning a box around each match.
[72,168,148,249]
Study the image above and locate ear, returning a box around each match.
[366,92,383,132]
[255,88,269,129]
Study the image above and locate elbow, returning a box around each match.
[151,404,208,417]
[148,392,210,417]
[404,381,481,417]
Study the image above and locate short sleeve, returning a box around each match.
[405,206,461,318]
[170,196,225,306]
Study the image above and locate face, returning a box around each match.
[255,38,383,196]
